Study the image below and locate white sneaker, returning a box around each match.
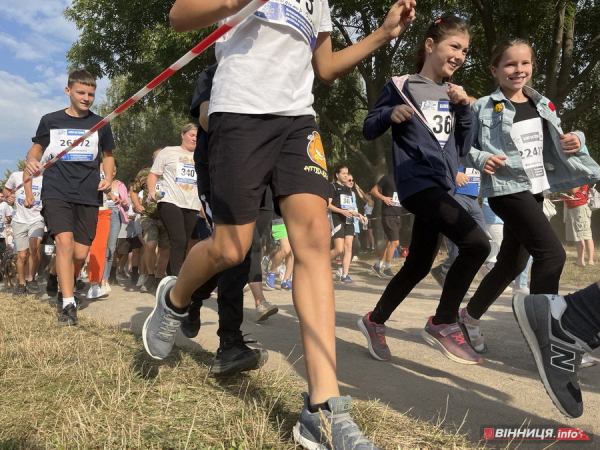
[136,274,147,287]
[104,283,112,293]
[512,286,529,296]
[87,284,108,299]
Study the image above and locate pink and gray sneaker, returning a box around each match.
[421,316,482,365]
[358,312,391,361]
[457,307,488,353]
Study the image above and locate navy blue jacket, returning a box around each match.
[363,76,474,202]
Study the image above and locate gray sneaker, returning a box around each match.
[142,276,187,360]
[382,268,394,278]
[293,392,380,450]
[357,312,391,361]
[421,317,482,365]
[512,293,590,418]
[371,263,385,278]
[26,279,40,295]
[255,300,278,322]
[12,284,27,298]
[430,265,446,288]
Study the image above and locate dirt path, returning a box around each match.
[41,263,600,448]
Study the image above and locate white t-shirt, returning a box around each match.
[4,172,44,224]
[210,0,332,116]
[0,202,12,238]
[150,146,201,211]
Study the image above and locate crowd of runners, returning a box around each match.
[1,0,600,448]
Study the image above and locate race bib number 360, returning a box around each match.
[340,194,352,210]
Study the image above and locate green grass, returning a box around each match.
[0,294,476,449]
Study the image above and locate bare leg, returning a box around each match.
[16,249,29,285]
[341,235,353,276]
[585,239,595,265]
[575,240,586,266]
[280,193,339,404]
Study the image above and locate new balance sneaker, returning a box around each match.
[256,300,278,322]
[12,284,27,298]
[512,293,590,418]
[46,274,58,297]
[341,275,356,285]
[281,279,292,291]
[87,284,108,300]
[142,276,187,360]
[210,336,268,376]
[136,274,147,288]
[265,272,276,290]
[457,307,487,353]
[357,312,391,361]
[58,303,78,327]
[293,392,380,450]
[180,300,202,338]
[421,317,482,365]
[382,268,394,278]
[371,263,385,278]
[430,265,446,288]
[26,280,40,295]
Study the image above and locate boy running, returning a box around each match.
[24,69,115,326]
[144,1,415,447]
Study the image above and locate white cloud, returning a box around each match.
[0,0,78,42]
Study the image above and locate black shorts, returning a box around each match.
[208,113,329,224]
[42,199,98,246]
[331,216,354,240]
[382,215,402,241]
[116,237,142,255]
[366,214,374,230]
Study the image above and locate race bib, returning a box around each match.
[175,162,197,187]
[421,100,453,147]
[254,0,322,49]
[47,129,100,162]
[511,118,549,194]
[340,194,352,210]
[465,168,481,184]
[16,184,41,206]
[392,191,401,207]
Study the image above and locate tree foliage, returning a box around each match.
[65,0,600,190]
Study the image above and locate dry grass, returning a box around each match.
[0,293,475,449]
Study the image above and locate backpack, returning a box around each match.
[588,185,600,211]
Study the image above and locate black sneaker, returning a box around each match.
[371,263,385,278]
[58,303,78,326]
[210,336,268,376]
[12,284,27,297]
[26,279,41,295]
[181,300,202,338]
[75,279,86,291]
[46,274,59,297]
[513,293,590,418]
[143,275,156,292]
[108,275,117,286]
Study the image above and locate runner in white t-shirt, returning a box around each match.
[143,2,416,448]
[3,171,45,296]
[148,123,201,277]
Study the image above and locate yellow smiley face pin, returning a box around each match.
[494,103,503,113]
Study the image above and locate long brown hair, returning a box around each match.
[490,38,536,70]
[415,14,470,74]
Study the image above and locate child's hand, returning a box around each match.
[560,133,582,154]
[456,172,469,187]
[483,155,507,174]
[382,0,416,40]
[391,104,414,123]
[447,84,469,105]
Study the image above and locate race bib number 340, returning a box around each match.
[175,162,197,186]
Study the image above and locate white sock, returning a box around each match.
[62,297,76,308]
[385,262,391,269]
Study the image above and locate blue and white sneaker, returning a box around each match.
[281,279,292,291]
[341,275,356,285]
[265,272,276,290]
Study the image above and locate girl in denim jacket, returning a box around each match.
[461,39,600,353]
[358,16,490,366]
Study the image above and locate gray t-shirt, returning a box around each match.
[408,74,453,147]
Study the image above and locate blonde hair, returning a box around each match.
[181,123,198,134]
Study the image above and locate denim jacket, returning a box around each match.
[465,86,600,198]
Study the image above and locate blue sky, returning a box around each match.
[0,0,108,178]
